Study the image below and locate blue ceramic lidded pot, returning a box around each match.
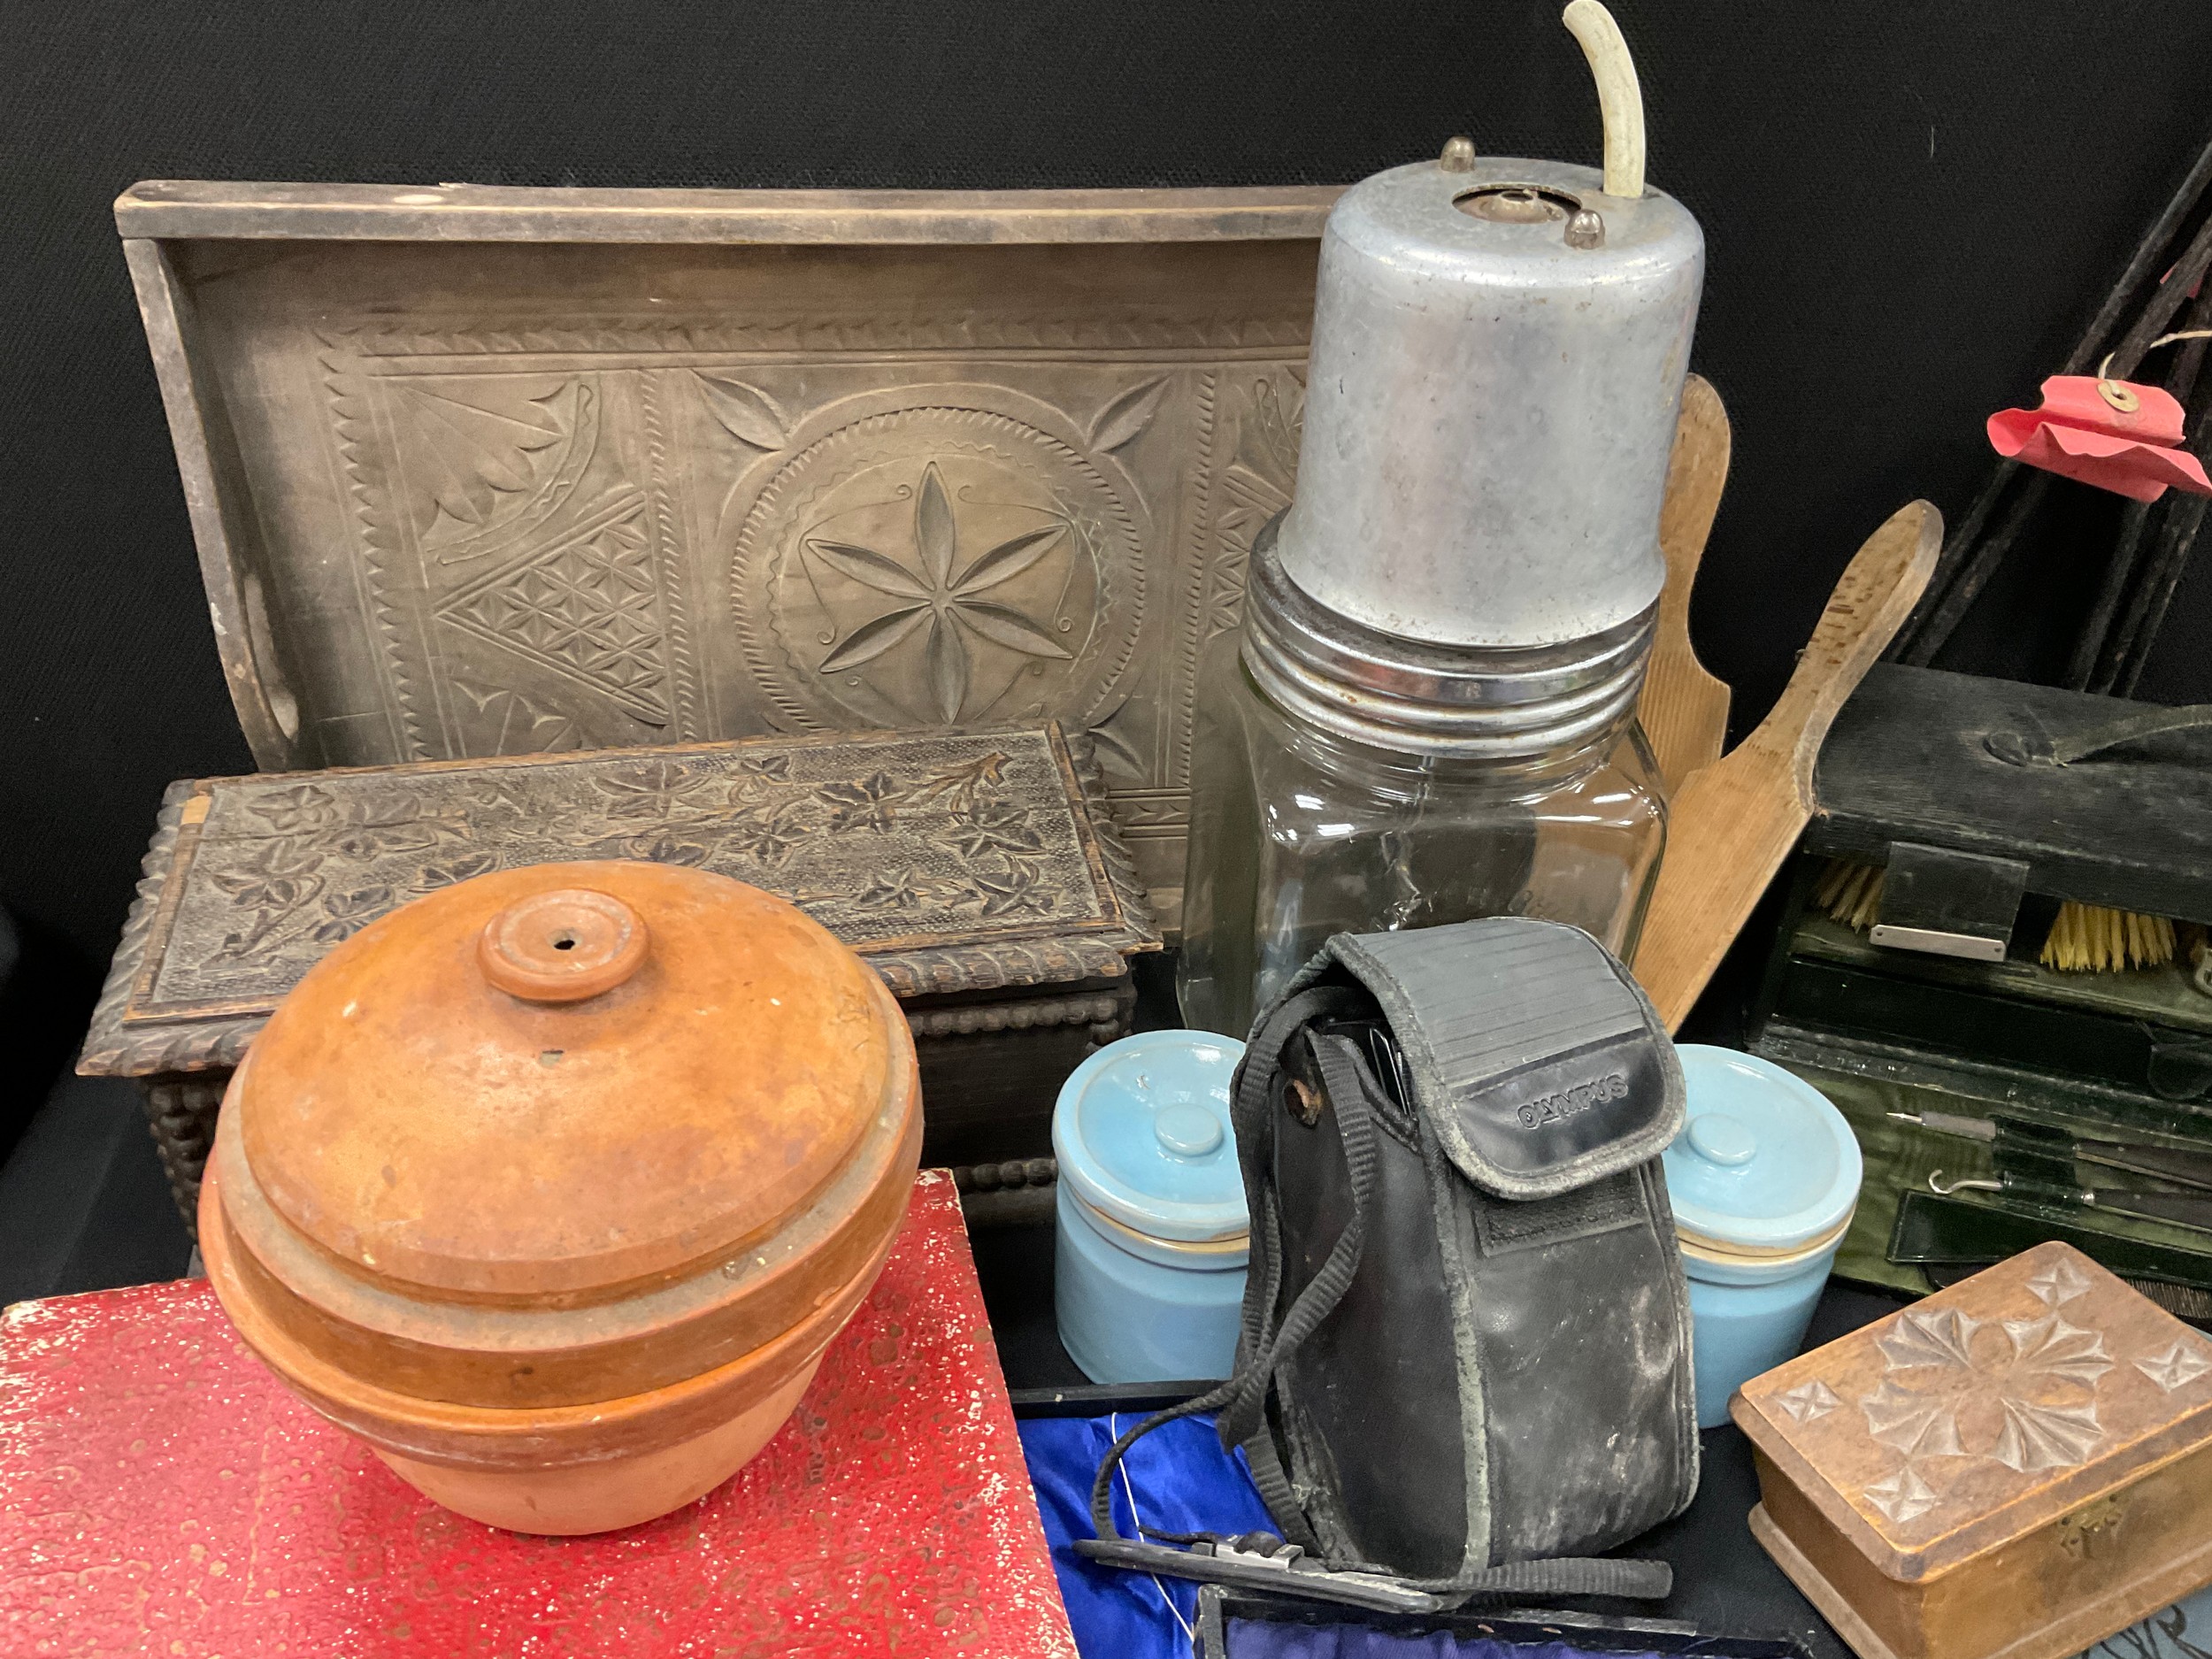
[1663,1046,1863,1429]
[1053,1031,1248,1384]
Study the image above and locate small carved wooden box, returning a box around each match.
[78,724,1156,1228]
[1734,1243,2212,1659]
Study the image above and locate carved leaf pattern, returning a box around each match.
[1990,1397,2106,1473]
[2136,1338,2212,1393]
[901,752,1009,816]
[1862,1467,1939,1526]
[1086,700,1146,782]
[414,851,502,892]
[974,857,1054,918]
[810,540,932,602]
[695,374,791,452]
[618,833,713,867]
[1772,1379,1841,1425]
[1861,1379,1966,1458]
[250,785,342,836]
[819,606,931,673]
[1875,1308,1983,1372]
[854,868,930,912]
[2000,1316,2113,1389]
[313,885,396,944]
[945,800,1045,859]
[930,617,971,725]
[818,773,900,834]
[396,381,567,526]
[956,602,1071,660]
[956,526,1065,594]
[1089,377,1170,452]
[453,680,581,756]
[2026,1256,2095,1307]
[915,464,958,587]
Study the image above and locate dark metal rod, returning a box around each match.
[2114,494,2209,695]
[2088,288,2212,688]
[1901,468,2049,663]
[1897,128,2212,661]
[2062,127,2212,375]
[1893,463,2022,661]
[2070,497,2157,690]
[2106,208,2212,380]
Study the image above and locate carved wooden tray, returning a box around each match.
[118,180,1342,923]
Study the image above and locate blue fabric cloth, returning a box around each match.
[1018,1409,1275,1659]
[1225,1631,1658,1659]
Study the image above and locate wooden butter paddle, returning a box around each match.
[1636,373,1734,789]
[1632,498,1942,1030]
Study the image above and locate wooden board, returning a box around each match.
[1639,372,1733,790]
[0,1173,1078,1659]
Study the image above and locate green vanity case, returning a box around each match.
[1747,664,2212,1312]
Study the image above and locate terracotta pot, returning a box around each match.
[199,861,922,1535]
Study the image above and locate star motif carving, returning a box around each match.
[2026,1256,2094,1308]
[809,462,1072,723]
[2136,1338,2212,1394]
[1862,1466,1939,1526]
[1773,1379,1842,1425]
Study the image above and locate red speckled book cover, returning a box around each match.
[0,1170,1075,1658]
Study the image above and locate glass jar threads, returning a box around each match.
[1178,526,1669,1037]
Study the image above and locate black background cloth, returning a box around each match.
[5,1,2212,1149]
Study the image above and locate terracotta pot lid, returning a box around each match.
[234,861,899,1301]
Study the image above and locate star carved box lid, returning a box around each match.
[79,723,1157,1079]
[1733,1242,2212,1582]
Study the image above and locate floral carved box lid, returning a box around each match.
[1733,1242,2212,1582]
[79,723,1156,1079]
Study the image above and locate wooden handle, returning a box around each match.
[1638,374,1732,788]
[1742,499,1945,805]
[1563,0,1647,197]
[1632,499,1941,1030]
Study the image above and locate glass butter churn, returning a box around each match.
[1179,4,1706,1036]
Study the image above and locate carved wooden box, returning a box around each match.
[118,180,1344,927]
[1734,1243,2212,1659]
[77,724,1158,1227]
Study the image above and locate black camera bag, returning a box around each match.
[1090,918,1698,1602]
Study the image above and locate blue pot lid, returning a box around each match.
[1052,1031,1248,1244]
[1662,1046,1862,1255]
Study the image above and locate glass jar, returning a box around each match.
[1178,528,1668,1039]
